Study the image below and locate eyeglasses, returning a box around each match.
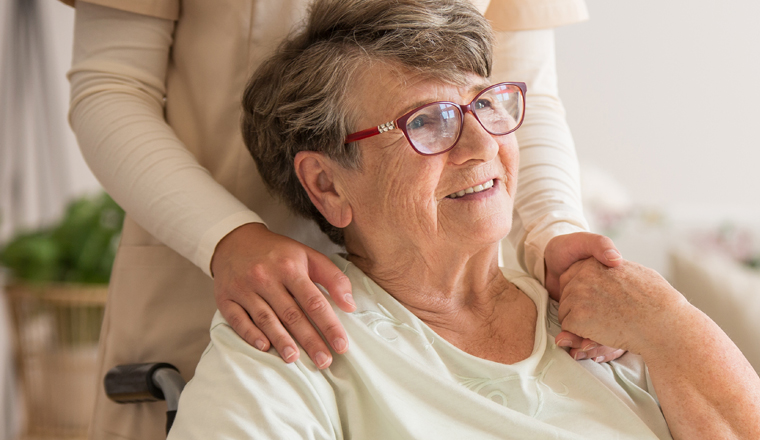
[344,82,526,156]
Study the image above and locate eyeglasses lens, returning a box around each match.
[474,84,523,135]
[405,103,461,155]
[405,84,523,155]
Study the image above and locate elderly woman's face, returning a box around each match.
[338,65,519,253]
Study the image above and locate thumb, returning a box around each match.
[583,233,623,268]
[550,232,623,272]
[307,251,355,313]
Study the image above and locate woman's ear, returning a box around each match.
[294,151,352,228]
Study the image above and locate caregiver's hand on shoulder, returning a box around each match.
[211,222,355,369]
[545,232,625,363]
[556,258,689,356]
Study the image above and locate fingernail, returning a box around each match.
[315,351,331,369]
[333,337,347,353]
[604,249,622,261]
[557,339,572,347]
[344,294,356,309]
[254,339,266,351]
[582,342,598,351]
[282,346,297,362]
[574,351,587,360]
[593,356,605,363]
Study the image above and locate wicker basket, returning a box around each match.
[5,283,107,440]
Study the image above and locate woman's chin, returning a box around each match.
[447,216,512,249]
[440,194,513,244]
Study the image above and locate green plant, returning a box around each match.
[0,193,125,284]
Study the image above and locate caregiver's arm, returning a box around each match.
[492,30,623,291]
[491,29,624,362]
[558,259,760,440]
[69,2,353,366]
[491,29,589,282]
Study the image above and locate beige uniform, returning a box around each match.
[67,0,589,438]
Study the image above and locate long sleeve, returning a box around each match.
[493,29,590,283]
[68,2,263,276]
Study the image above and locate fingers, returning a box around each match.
[555,330,584,349]
[582,233,623,268]
[556,331,627,363]
[307,251,355,313]
[284,272,350,356]
[219,300,270,352]
[566,338,603,361]
[544,232,622,300]
[211,223,353,369]
[589,348,626,363]
[257,280,338,369]
[225,291,304,364]
[556,333,600,360]
[546,232,622,273]
[218,274,344,369]
[557,258,587,303]
[570,346,626,363]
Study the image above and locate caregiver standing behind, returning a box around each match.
[66,0,620,438]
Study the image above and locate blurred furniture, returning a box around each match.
[5,283,106,439]
[670,246,760,374]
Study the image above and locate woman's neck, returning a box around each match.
[346,241,537,364]
[347,240,503,310]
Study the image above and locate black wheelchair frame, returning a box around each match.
[104,363,186,434]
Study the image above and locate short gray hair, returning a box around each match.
[242,0,494,245]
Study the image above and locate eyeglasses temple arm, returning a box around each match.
[345,127,380,144]
[344,121,396,144]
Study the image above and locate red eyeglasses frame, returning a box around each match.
[344,81,527,156]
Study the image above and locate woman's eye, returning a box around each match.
[408,116,428,130]
[474,98,493,110]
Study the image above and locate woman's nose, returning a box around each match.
[447,112,499,165]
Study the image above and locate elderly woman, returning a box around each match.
[167,0,760,438]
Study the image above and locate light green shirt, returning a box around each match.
[169,254,672,439]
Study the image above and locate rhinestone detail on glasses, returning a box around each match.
[377,121,396,133]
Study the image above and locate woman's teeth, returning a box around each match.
[447,179,495,199]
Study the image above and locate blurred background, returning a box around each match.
[556,0,760,274]
[0,0,758,438]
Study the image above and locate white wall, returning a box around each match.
[0,0,99,243]
[1,3,95,437]
[45,0,100,198]
[555,0,760,225]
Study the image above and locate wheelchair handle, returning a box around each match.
[104,362,186,408]
[104,362,186,434]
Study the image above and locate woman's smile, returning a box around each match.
[446,178,498,199]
